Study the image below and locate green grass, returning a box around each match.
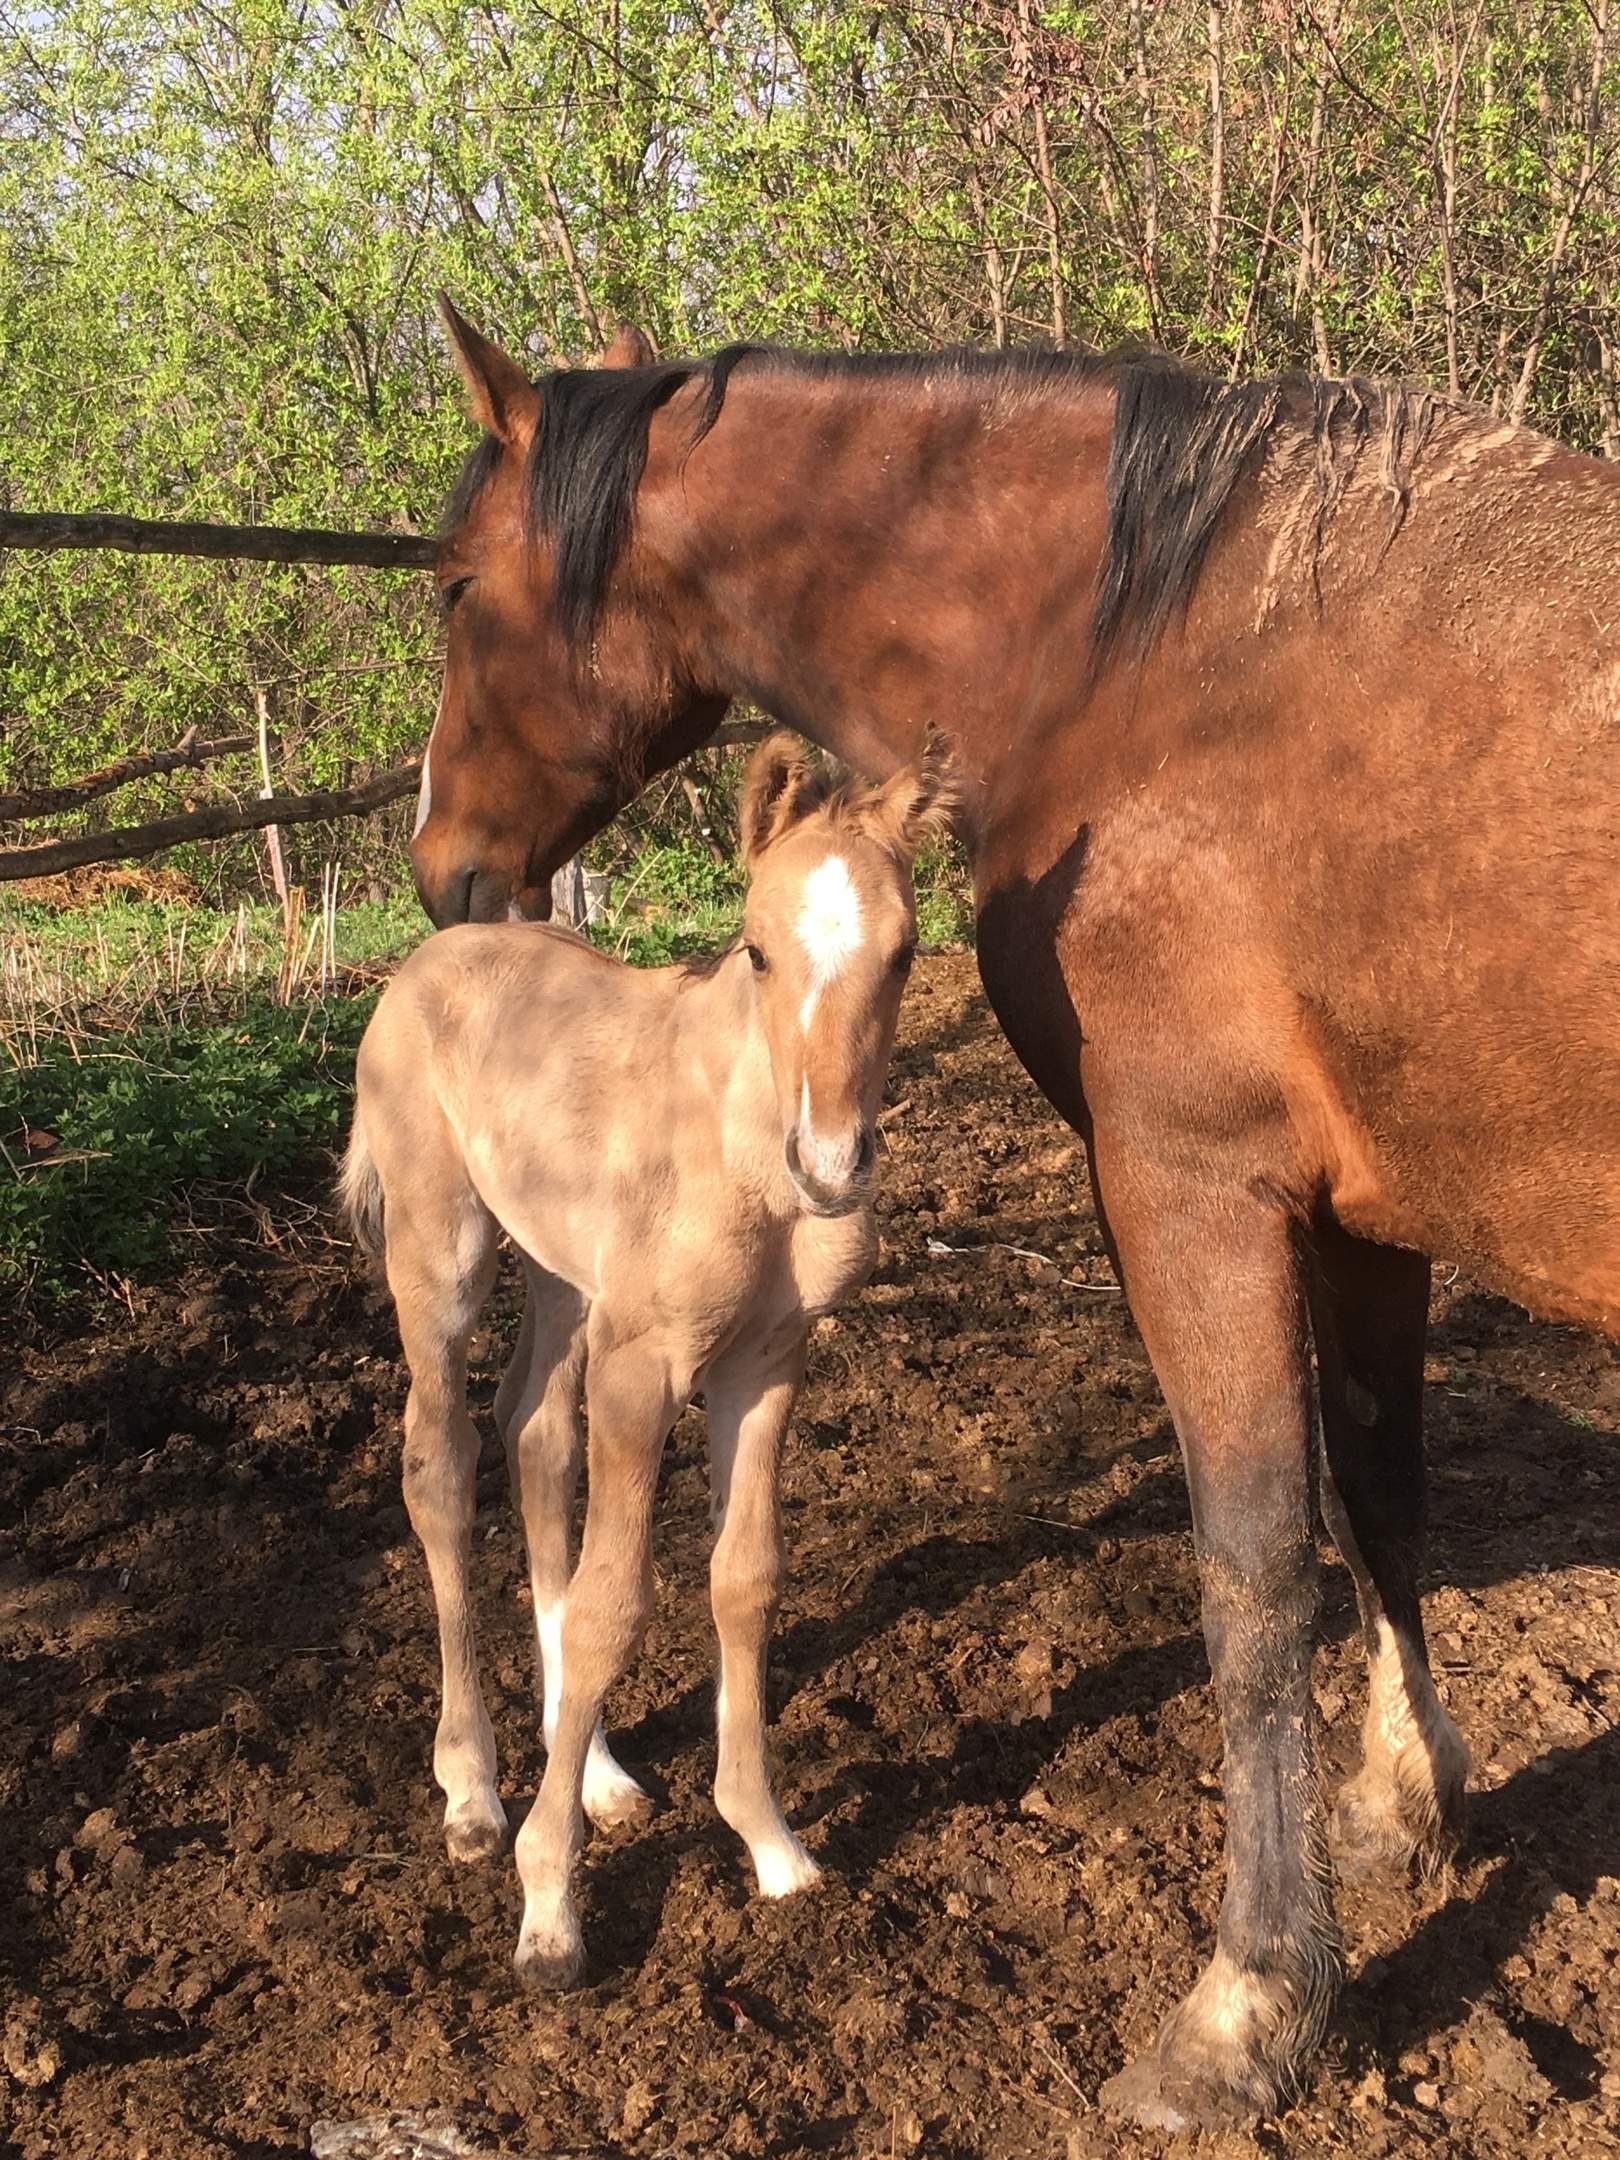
[2,844,973,1307]
[2,997,373,1301]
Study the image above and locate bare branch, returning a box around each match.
[0,766,423,883]
[0,731,254,824]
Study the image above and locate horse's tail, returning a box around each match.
[337,1113,385,1267]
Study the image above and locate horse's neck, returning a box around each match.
[666,373,1114,792]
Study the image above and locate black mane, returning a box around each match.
[444,341,1434,667]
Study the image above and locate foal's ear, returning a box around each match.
[599,319,657,369]
[740,732,816,863]
[868,724,961,855]
[438,294,540,448]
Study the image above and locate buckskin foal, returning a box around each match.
[343,732,952,1987]
[404,305,1620,2128]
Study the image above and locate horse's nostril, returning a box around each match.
[784,1128,804,1181]
[855,1126,875,1178]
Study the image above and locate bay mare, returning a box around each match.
[344,734,952,1988]
[409,303,1620,2128]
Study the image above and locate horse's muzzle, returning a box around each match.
[416,863,552,929]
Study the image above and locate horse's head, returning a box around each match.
[412,301,727,925]
[738,729,957,1216]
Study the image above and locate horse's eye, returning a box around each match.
[745,943,768,974]
[894,941,917,977]
[440,575,474,616]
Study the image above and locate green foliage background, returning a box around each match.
[5,0,1620,876]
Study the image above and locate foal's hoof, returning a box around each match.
[751,1835,823,1901]
[1100,2046,1272,2133]
[582,1759,655,1832]
[513,1932,585,1994]
[443,1796,509,1865]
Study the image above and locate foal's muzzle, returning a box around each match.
[785,1123,876,1216]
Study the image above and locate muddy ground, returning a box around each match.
[5,954,1620,2159]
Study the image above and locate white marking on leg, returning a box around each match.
[412,682,447,839]
[1364,1616,1469,1811]
[536,1597,647,1824]
[537,1599,564,1749]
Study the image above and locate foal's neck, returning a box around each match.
[675,943,784,1161]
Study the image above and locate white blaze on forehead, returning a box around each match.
[796,854,863,1028]
[412,681,448,839]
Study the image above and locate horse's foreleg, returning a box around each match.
[704,1340,821,1899]
[1310,1226,1468,1878]
[1094,1145,1342,2131]
[499,1265,649,1829]
[387,1180,504,1864]
[512,1330,677,1989]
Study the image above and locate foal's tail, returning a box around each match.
[337,1115,386,1267]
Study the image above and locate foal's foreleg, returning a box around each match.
[387,1188,504,1863]
[513,1332,677,1989]
[1310,1226,1468,1877]
[498,1265,649,1828]
[705,1342,821,1899]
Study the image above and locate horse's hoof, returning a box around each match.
[513,1932,585,1993]
[443,1797,509,1865]
[1331,1772,1463,1885]
[1100,2046,1270,2132]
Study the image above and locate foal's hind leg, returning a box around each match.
[514,1328,679,1988]
[1310,1226,1468,1878]
[497,1261,650,1829]
[386,1171,505,1863]
[704,1340,821,1899]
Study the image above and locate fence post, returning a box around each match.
[550,856,587,928]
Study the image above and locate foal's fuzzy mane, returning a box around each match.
[444,341,1448,668]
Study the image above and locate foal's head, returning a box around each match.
[737,732,957,1216]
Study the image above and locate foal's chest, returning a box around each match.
[787,1207,878,1320]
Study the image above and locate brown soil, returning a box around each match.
[4,954,1620,2160]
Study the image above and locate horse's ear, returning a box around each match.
[868,724,961,854]
[740,732,815,863]
[599,320,657,369]
[438,294,540,447]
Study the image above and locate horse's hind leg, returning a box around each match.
[386,1158,504,1863]
[703,1340,821,1898]
[497,1261,649,1828]
[1310,1226,1468,1878]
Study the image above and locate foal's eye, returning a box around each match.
[894,941,917,977]
[440,575,474,616]
[745,943,769,974]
